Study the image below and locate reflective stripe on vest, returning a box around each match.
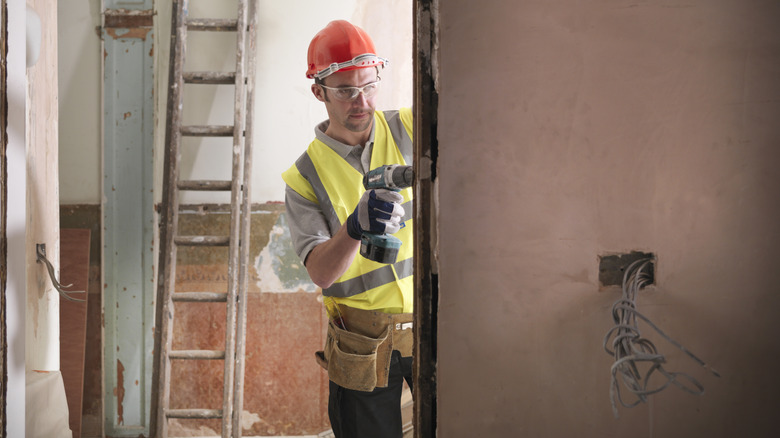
[289,109,414,298]
[383,109,413,166]
[385,110,414,223]
[325,257,413,298]
[294,153,342,236]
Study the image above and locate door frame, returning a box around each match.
[412,1,439,436]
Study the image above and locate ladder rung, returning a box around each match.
[174,236,230,247]
[181,125,234,137]
[177,180,233,191]
[183,71,236,84]
[172,292,228,302]
[166,409,223,419]
[186,18,238,32]
[169,350,225,360]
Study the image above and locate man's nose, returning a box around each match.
[352,90,369,105]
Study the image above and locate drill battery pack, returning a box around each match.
[360,233,402,264]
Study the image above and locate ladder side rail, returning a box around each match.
[222,1,250,436]
[232,1,259,435]
[150,0,189,436]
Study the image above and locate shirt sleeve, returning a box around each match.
[284,185,332,264]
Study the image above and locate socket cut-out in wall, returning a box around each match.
[598,251,655,288]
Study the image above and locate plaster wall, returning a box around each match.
[57,0,101,204]
[436,1,780,436]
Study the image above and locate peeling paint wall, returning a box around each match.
[255,213,317,293]
[57,203,327,436]
[172,204,327,436]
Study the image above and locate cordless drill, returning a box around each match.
[360,164,414,264]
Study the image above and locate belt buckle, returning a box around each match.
[395,322,413,330]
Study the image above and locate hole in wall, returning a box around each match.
[598,251,655,288]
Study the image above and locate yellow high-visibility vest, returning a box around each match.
[282,108,414,313]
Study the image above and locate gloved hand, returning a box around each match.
[346,189,405,240]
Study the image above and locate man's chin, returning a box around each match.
[345,118,373,133]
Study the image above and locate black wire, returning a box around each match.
[603,258,720,418]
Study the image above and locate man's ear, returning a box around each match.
[311,83,326,102]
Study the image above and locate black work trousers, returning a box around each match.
[328,350,413,438]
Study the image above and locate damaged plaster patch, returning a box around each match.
[255,213,316,293]
[241,410,262,430]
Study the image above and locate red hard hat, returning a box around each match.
[306,20,388,79]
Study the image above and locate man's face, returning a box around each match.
[312,67,379,144]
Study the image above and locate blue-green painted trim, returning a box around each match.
[105,0,152,11]
[102,22,155,437]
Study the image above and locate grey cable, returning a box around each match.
[603,258,720,418]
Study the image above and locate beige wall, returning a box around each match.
[57,0,101,204]
[436,1,780,436]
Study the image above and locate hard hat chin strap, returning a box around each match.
[314,53,389,80]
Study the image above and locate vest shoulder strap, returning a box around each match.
[282,161,317,203]
[379,108,413,165]
[293,150,343,235]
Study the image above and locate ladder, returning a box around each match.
[150,0,258,437]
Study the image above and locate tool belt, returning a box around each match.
[315,305,413,392]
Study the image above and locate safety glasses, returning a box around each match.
[319,77,382,102]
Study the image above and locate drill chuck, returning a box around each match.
[389,165,414,189]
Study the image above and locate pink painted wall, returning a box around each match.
[435,1,780,436]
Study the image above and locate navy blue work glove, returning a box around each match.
[346,189,405,240]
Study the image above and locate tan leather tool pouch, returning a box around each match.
[324,321,390,392]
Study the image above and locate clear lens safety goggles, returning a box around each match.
[319,78,382,102]
[314,53,389,80]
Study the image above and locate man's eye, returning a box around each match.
[336,88,356,99]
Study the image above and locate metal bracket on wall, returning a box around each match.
[35,243,86,302]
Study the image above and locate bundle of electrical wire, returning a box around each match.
[603,258,720,418]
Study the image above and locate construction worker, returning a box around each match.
[282,20,414,438]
